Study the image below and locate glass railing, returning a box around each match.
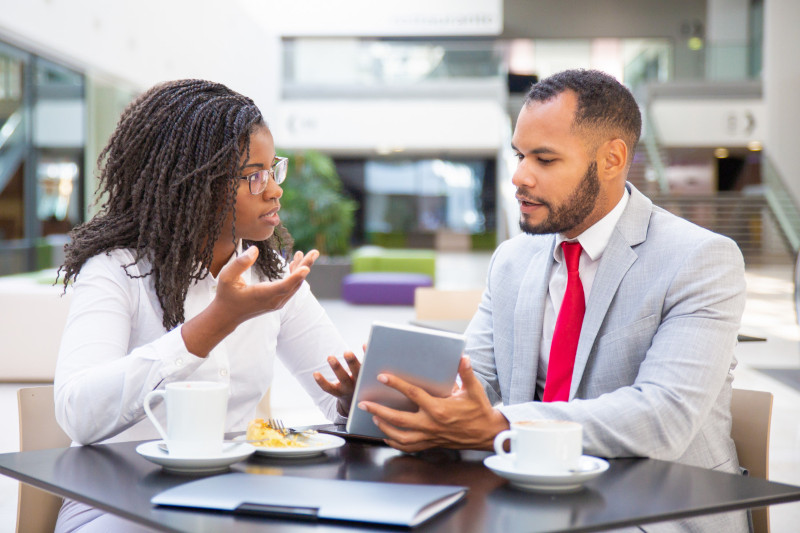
[623,40,762,193]
[0,108,25,195]
[282,38,503,96]
[763,155,800,253]
[0,108,23,150]
[623,42,672,192]
[705,43,761,81]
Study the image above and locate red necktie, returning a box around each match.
[543,242,585,402]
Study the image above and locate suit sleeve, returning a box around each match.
[465,245,505,406]
[496,234,746,461]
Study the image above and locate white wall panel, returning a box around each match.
[274,99,505,154]
[764,0,800,206]
[242,0,502,37]
[0,0,281,119]
[651,98,764,148]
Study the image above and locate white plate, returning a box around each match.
[484,454,609,493]
[135,440,255,473]
[236,432,346,458]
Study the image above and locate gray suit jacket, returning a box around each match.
[467,183,748,531]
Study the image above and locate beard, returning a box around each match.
[518,161,600,236]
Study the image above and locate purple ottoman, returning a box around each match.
[341,272,433,305]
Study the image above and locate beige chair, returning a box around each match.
[17,385,71,533]
[731,388,774,533]
[0,283,71,382]
[413,288,484,321]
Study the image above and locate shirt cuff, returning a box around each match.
[496,404,533,424]
[140,326,204,384]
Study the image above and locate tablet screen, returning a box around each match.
[346,321,466,439]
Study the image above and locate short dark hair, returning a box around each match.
[524,69,642,159]
[60,79,292,330]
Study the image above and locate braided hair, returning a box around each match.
[59,79,292,330]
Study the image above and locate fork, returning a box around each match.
[268,418,315,437]
[268,418,291,436]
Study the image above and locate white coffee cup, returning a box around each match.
[143,381,229,457]
[493,420,583,474]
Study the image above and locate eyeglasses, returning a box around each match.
[237,157,288,195]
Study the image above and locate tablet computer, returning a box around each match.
[346,321,466,439]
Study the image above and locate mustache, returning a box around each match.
[515,188,550,208]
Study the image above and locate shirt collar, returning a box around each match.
[206,240,249,284]
[554,188,630,263]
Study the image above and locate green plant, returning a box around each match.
[278,150,358,256]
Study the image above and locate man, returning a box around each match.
[357,69,747,532]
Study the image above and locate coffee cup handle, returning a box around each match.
[493,429,515,457]
[143,390,169,442]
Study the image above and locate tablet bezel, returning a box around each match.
[346,321,466,439]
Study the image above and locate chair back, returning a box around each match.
[16,385,71,533]
[730,388,773,533]
[414,288,484,321]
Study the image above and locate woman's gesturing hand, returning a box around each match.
[181,246,318,358]
[213,247,318,323]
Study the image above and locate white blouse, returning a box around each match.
[54,248,349,445]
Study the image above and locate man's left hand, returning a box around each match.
[357,355,510,452]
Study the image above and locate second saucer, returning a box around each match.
[484,454,609,493]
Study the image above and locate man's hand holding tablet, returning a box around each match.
[337,322,509,451]
[360,355,510,452]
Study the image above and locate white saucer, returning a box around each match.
[236,433,346,458]
[136,440,255,473]
[483,454,609,493]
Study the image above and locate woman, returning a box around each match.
[54,79,358,532]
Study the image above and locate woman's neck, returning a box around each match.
[209,240,238,278]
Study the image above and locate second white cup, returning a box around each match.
[143,381,229,457]
[493,420,583,474]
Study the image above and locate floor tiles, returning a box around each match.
[755,369,800,393]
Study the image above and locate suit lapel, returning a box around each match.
[569,183,653,399]
[510,236,555,404]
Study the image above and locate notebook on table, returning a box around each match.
[152,472,467,527]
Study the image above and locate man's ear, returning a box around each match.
[597,138,628,180]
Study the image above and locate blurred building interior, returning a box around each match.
[2,1,800,530]
[1,0,799,273]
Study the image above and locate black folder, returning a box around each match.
[152,472,467,527]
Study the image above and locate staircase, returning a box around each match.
[629,135,793,266]
[628,142,667,199]
[649,192,792,265]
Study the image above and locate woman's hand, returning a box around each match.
[181,246,318,357]
[314,351,362,416]
[213,247,318,323]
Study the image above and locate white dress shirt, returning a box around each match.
[54,247,349,446]
[536,190,630,395]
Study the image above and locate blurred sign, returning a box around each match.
[244,0,502,36]
[275,99,505,154]
[650,98,764,148]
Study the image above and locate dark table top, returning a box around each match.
[2,438,800,533]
